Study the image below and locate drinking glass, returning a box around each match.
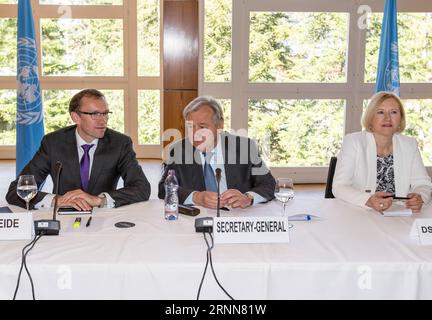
[274,177,295,215]
[16,175,38,213]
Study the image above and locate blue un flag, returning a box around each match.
[375,0,400,96]
[16,0,45,177]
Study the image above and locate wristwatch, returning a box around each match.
[245,192,254,206]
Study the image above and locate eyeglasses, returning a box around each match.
[77,111,112,120]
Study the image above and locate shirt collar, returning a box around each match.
[75,129,99,148]
[199,137,224,165]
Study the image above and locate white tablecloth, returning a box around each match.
[1,198,431,300]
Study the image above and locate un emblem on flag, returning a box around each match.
[16,37,43,126]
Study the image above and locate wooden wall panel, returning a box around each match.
[163,90,197,139]
[163,0,198,90]
[163,0,198,140]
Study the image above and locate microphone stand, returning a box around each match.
[195,166,222,233]
[215,168,221,218]
[195,168,221,233]
[52,161,62,221]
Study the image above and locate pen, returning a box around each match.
[288,214,313,221]
[73,217,81,229]
[384,195,410,200]
[86,216,92,227]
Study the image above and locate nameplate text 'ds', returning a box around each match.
[410,218,432,245]
[213,216,290,244]
[0,213,34,241]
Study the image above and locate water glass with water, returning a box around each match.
[16,175,38,213]
[274,178,295,216]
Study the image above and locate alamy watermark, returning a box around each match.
[162,126,271,176]
[357,5,372,30]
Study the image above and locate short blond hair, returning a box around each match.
[361,91,406,133]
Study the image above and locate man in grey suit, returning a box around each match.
[7,89,150,210]
[158,96,275,209]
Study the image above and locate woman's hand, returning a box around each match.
[405,193,424,213]
[366,191,393,213]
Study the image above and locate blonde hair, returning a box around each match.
[361,91,406,133]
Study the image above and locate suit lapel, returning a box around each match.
[191,144,205,190]
[65,128,82,189]
[193,161,205,190]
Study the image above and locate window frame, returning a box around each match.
[0,0,163,159]
[199,0,432,182]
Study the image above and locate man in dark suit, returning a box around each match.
[6,89,150,209]
[158,96,275,209]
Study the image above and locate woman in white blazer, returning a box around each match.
[333,91,432,213]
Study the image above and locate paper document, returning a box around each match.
[383,201,412,217]
[57,206,93,215]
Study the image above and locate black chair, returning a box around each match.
[324,157,337,198]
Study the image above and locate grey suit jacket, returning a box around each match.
[158,133,276,203]
[6,125,150,208]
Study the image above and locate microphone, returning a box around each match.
[215,168,221,218]
[52,161,62,221]
[34,161,62,236]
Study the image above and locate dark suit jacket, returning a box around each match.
[6,125,150,208]
[158,133,276,203]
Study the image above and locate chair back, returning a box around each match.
[324,157,337,198]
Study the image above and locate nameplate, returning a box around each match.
[0,213,34,241]
[410,219,432,245]
[213,216,290,244]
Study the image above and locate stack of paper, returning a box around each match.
[383,201,412,217]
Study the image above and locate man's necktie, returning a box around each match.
[80,144,94,192]
[203,152,217,192]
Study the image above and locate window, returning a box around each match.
[0,18,16,76]
[366,13,432,83]
[249,12,348,83]
[39,0,122,4]
[248,99,344,166]
[200,0,432,182]
[0,1,162,157]
[219,99,231,131]
[137,0,160,77]
[405,99,432,166]
[41,19,124,76]
[203,0,231,82]
[0,90,16,145]
[138,90,160,145]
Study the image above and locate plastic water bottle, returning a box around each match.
[164,169,179,220]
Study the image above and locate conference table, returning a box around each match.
[1,197,432,300]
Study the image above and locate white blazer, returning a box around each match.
[332,131,432,208]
